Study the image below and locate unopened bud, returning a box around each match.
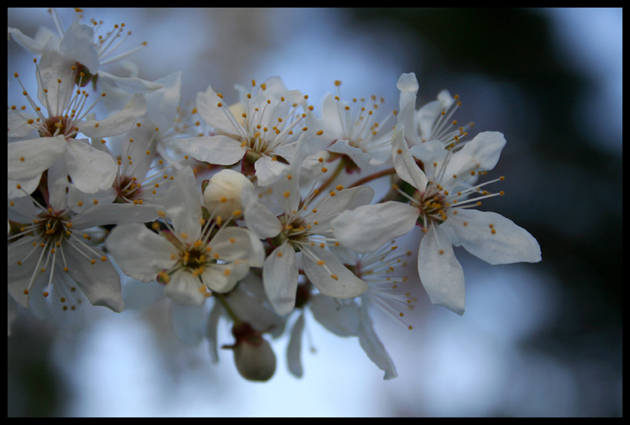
[228,322,276,382]
[203,169,254,220]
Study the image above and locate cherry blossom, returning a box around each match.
[333,124,541,315]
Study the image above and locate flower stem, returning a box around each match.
[215,293,242,326]
[348,166,396,188]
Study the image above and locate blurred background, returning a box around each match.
[7,8,622,417]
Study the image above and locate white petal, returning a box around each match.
[63,248,124,313]
[327,139,372,170]
[196,85,242,135]
[227,275,286,335]
[97,70,164,112]
[163,270,207,305]
[246,230,266,268]
[331,201,419,253]
[63,138,117,193]
[9,26,57,53]
[206,300,223,363]
[242,185,282,239]
[141,71,181,129]
[397,72,419,93]
[176,135,245,165]
[358,297,398,379]
[7,236,42,308]
[319,93,345,137]
[418,225,466,315]
[59,22,100,74]
[408,139,446,165]
[201,261,249,294]
[70,203,159,229]
[417,90,454,140]
[8,174,42,199]
[307,185,374,230]
[7,196,38,223]
[309,294,360,337]
[106,223,178,283]
[255,156,290,188]
[391,124,428,190]
[79,93,147,139]
[287,311,305,378]
[301,245,367,299]
[37,46,75,116]
[209,227,253,262]
[262,242,299,316]
[8,112,38,139]
[8,136,66,180]
[444,131,506,178]
[162,166,202,243]
[449,209,541,265]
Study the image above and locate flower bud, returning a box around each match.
[203,169,254,221]
[229,322,276,382]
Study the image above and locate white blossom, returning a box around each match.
[333,124,541,315]
[314,80,397,172]
[106,166,261,305]
[242,135,370,315]
[175,77,318,186]
[8,50,147,194]
[8,8,162,110]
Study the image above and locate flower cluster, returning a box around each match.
[8,9,541,380]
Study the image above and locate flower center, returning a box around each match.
[114,175,142,203]
[414,188,449,227]
[180,246,211,273]
[270,215,309,249]
[36,210,70,244]
[39,116,76,139]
